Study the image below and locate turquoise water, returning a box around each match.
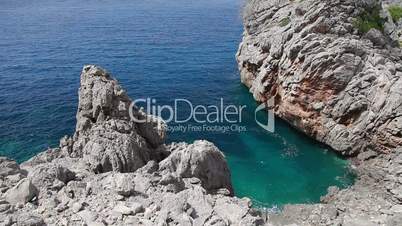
[0,0,354,206]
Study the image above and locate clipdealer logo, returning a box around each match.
[128,98,275,133]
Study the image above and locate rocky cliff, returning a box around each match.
[237,0,402,156]
[0,66,263,226]
[237,0,402,225]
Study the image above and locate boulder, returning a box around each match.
[28,163,75,189]
[81,121,151,173]
[4,178,38,205]
[72,65,166,173]
[159,140,233,194]
[0,157,25,178]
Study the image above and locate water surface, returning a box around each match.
[0,0,354,207]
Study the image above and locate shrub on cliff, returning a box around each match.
[388,5,402,23]
[353,6,386,34]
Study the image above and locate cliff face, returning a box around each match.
[236,0,402,225]
[0,66,262,226]
[237,0,402,155]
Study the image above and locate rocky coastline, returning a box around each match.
[1,0,402,225]
[237,0,402,225]
[0,65,263,226]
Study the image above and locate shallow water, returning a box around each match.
[0,0,354,207]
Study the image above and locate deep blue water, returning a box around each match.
[0,0,353,207]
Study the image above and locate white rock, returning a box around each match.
[4,178,38,205]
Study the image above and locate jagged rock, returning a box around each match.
[21,148,63,171]
[159,140,233,194]
[112,202,143,216]
[0,158,27,193]
[28,163,75,190]
[81,120,151,173]
[238,0,402,225]
[72,65,167,173]
[364,28,387,46]
[71,202,84,213]
[0,65,264,225]
[0,157,25,178]
[101,172,136,197]
[237,0,402,155]
[15,214,45,226]
[4,178,38,205]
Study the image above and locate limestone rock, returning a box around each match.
[237,0,402,225]
[28,163,75,189]
[4,178,38,205]
[0,157,25,178]
[237,0,402,155]
[72,65,166,173]
[0,66,262,225]
[160,140,233,194]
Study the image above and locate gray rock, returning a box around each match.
[112,204,134,215]
[72,65,167,173]
[159,140,233,194]
[364,28,387,47]
[237,0,402,225]
[0,66,262,225]
[0,157,25,178]
[4,178,38,205]
[15,214,45,226]
[237,0,402,156]
[28,163,75,189]
[72,201,84,213]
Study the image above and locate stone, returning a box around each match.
[236,0,402,225]
[77,210,98,224]
[113,204,133,215]
[72,65,167,173]
[357,150,378,161]
[159,140,233,194]
[0,66,263,225]
[28,163,75,189]
[72,202,84,213]
[15,214,45,226]
[237,0,402,156]
[0,157,25,177]
[364,28,387,47]
[390,205,402,213]
[4,178,38,205]
[130,202,144,215]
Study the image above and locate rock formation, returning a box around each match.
[238,0,402,225]
[0,66,262,225]
[237,0,402,156]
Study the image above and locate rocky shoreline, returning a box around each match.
[0,66,263,226]
[1,0,402,225]
[237,0,402,225]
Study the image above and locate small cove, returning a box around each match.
[0,0,354,207]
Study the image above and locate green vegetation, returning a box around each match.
[279,17,291,27]
[353,6,386,34]
[389,5,402,23]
